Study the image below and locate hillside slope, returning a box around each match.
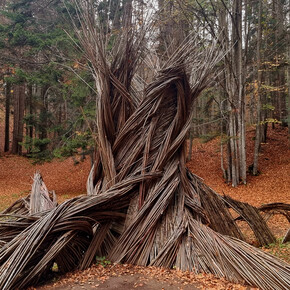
[0,126,289,231]
[1,126,289,289]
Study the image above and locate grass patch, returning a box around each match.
[96,256,111,267]
[261,238,290,263]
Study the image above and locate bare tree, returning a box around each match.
[4,79,11,152]
[253,0,263,176]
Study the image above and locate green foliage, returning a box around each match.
[51,262,59,273]
[23,113,37,128]
[262,103,275,111]
[260,118,282,125]
[95,256,111,267]
[0,0,76,68]
[0,0,97,161]
[21,136,52,163]
[53,131,94,159]
[25,64,62,86]
[262,238,290,263]
[64,71,95,107]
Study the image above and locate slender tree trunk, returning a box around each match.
[229,108,239,186]
[158,0,185,57]
[122,0,132,28]
[26,84,34,154]
[274,0,287,126]
[39,85,49,151]
[249,68,256,124]
[234,0,247,184]
[220,118,227,180]
[4,81,11,152]
[218,1,242,187]
[11,84,25,155]
[253,0,262,175]
[27,85,33,139]
[112,0,121,30]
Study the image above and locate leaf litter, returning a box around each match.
[1,126,288,289]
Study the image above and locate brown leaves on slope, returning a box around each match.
[0,126,288,289]
[187,126,290,206]
[187,125,290,238]
[0,156,90,211]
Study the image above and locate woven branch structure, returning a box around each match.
[0,2,289,289]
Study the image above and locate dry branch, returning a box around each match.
[223,195,276,245]
[283,229,290,244]
[30,172,57,214]
[259,203,290,223]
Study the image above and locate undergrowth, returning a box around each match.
[262,238,290,263]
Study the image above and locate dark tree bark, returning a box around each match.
[38,85,49,151]
[11,84,25,155]
[4,80,11,152]
[27,84,33,140]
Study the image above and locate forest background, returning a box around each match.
[0,0,289,188]
[0,0,289,288]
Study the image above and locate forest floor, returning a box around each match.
[0,125,289,289]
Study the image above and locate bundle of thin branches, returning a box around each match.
[0,172,57,248]
[0,172,56,217]
[30,172,57,214]
[76,3,289,287]
[0,51,289,289]
[0,173,159,289]
[67,0,149,193]
[0,2,289,290]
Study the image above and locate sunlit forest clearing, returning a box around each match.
[0,0,289,289]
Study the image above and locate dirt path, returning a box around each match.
[34,264,251,290]
[38,272,199,290]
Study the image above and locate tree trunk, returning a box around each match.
[233,0,247,184]
[220,118,227,180]
[253,0,262,175]
[218,0,244,187]
[39,85,49,151]
[274,0,287,126]
[287,21,290,137]
[25,84,34,154]
[27,84,33,140]
[11,84,25,155]
[4,80,11,152]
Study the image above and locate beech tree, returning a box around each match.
[173,0,289,185]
